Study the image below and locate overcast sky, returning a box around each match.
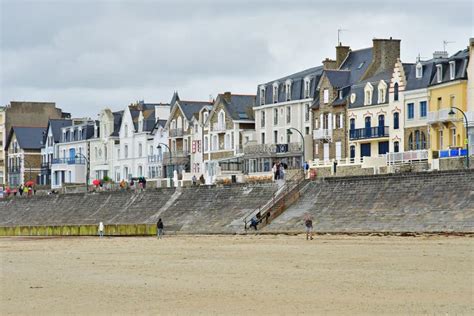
[1,0,473,117]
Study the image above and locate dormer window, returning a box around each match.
[436,64,443,83]
[377,80,387,104]
[338,90,343,99]
[285,80,292,101]
[364,82,373,105]
[449,61,455,80]
[304,77,311,98]
[203,111,209,124]
[272,83,279,103]
[416,63,423,79]
[259,86,266,105]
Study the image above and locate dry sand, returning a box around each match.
[0,235,473,315]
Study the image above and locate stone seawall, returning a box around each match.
[264,170,474,233]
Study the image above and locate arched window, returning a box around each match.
[378,115,385,127]
[408,133,413,150]
[393,112,399,130]
[394,141,400,153]
[218,111,225,129]
[350,145,355,160]
[394,82,399,101]
[415,130,420,150]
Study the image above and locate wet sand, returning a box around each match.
[1,235,472,315]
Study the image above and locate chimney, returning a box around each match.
[336,44,351,68]
[322,58,337,70]
[361,37,401,80]
[223,91,232,103]
[433,51,449,59]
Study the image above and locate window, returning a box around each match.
[451,128,456,146]
[393,82,399,101]
[138,143,143,157]
[323,89,329,104]
[218,111,225,129]
[274,108,278,125]
[304,78,311,98]
[285,80,292,101]
[261,132,265,144]
[438,130,443,149]
[335,113,341,129]
[204,136,208,151]
[408,133,413,150]
[286,106,291,123]
[138,166,143,177]
[437,97,442,110]
[415,130,420,150]
[261,111,266,127]
[231,131,234,149]
[124,145,128,158]
[305,126,310,135]
[138,119,143,131]
[436,65,442,83]
[273,131,278,143]
[407,103,414,119]
[378,81,387,103]
[364,82,373,105]
[416,63,423,78]
[260,87,265,105]
[449,61,455,80]
[124,124,128,137]
[350,118,355,130]
[273,83,278,103]
[305,104,310,122]
[203,111,209,124]
[378,115,385,127]
[393,112,399,129]
[394,141,400,153]
[420,101,427,118]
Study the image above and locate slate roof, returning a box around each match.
[128,101,170,132]
[59,123,96,143]
[348,70,393,109]
[325,70,350,88]
[429,48,469,86]
[180,101,213,120]
[47,119,73,143]
[7,127,46,150]
[111,111,123,137]
[218,94,256,121]
[339,47,373,84]
[405,61,437,91]
[256,66,324,105]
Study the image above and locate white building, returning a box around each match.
[51,121,96,189]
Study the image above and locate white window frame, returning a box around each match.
[272,82,279,103]
[436,64,443,83]
[416,63,423,79]
[323,89,329,104]
[449,61,455,80]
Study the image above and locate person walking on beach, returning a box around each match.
[157,218,164,239]
[304,214,313,240]
[98,221,104,238]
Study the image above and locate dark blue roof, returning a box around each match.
[111,111,123,137]
[218,94,256,121]
[180,101,213,120]
[339,48,373,84]
[429,49,469,86]
[325,70,350,88]
[405,61,436,91]
[47,119,72,143]
[9,127,45,150]
[348,70,392,109]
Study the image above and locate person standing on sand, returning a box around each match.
[98,222,104,238]
[157,218,164,239]
[304,214,313,240]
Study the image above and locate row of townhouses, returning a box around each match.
[3,37,474,188]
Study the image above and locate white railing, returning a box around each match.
[386,150,429,165]
[313,128,332,140]
[212,122,226,132]
[311,157,365,167]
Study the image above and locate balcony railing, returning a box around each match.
[438,148,468,158]
[427,109,459,124]
[386,150,429,165]
[41,162,52,169]
[243,142,303,155]
[8,167,21,173]
[148,154,163,163]
[162,151,190,165]
[313,128,332,140]
[52,158,86,165]
[349,126,389,140]
[169,128,184,137]
[212,122,226,132]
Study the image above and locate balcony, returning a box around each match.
[8,167,21,174]
[349,126,389,141]
[243,142,303,156]
[212,122,226,132]
[41,162,52,169]
[162,151,190,166]
[148,154,163,163]
[313,128,332,140]
[427,109,459,124]
[169,128,184,137]
[52,158,86,165]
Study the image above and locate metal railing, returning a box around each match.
[349,126,389,140]
[169,128,184,137]
[147,154,163,163]
[52,158,86,165]
[311,156,365,167]
[243,142,303,155]
[243,170,307,231]
[438,148,468,158]
[212,122,226,132]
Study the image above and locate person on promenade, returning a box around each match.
[98,222,104,238]
[304,213,313,240]
[192,175,197,186]
[19,184,23,196]
[157,218,164,239]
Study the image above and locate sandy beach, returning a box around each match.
[1,235,472,315]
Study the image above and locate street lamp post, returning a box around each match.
[75,153,90,192]
[449,107,469,169]
[287,128,305,169]
[157,143,172,179]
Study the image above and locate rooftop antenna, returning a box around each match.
[416,53,428,62]
[443,40,454,52]
[337,28,348,45]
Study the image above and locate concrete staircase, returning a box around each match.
[264,170,474,233]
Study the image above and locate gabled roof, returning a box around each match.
[348,70,393,109]
[217,94,256,121]
[339,47,373,84]
[325,70,351,88]
[179,100,213,120]
[111,111,123,137]
[47,119,72,143]
[6,127,45,150]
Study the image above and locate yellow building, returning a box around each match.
[427,49,469,158]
